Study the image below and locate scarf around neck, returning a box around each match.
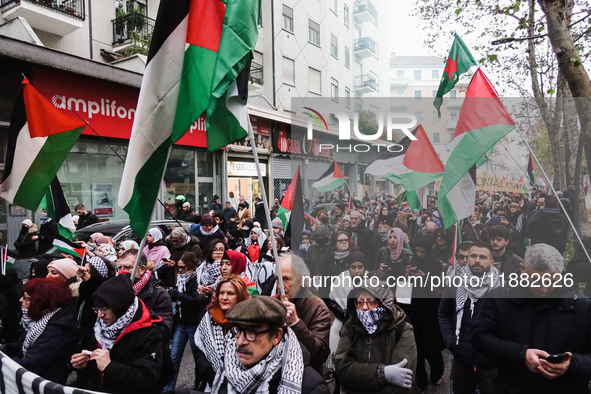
[133,270,152,295]
[334,249,350,261]
[94,297,139,350]
[356,307,387,335]
[195,312,232,393]
[222,327,303,394]
[176,271,193,294]
[200,260,222,287]
[22,308,60,355]
[200,224,221,237]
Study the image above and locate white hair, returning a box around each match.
[524,243,564,273]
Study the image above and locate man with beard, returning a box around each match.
[439,242,499,394]
[222,201,238,229]
[75,204,99,230]
[488,225,522,277]
[473,244,591,393]
[70,275,170,393]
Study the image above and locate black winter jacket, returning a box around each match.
[525,208,569,254]
[137,275,174,340]
[8,306,76,384]
[168,273,208,326]
[473,286,591,394]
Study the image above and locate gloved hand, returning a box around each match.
[384,358,413,389]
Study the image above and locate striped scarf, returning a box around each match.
[195,312,232,393]
[22,308,60,355]
[222,327,303,394]
[94,298,139,350]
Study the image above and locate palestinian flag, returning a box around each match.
[527,153,535,187]
[434,34,477,117]
[438,69,515,228]
[365,124,444,191]
[406,186,429,211]
[0,78,84,211]
[438,167,477,228]
[40,176,76,239]
[313,161,346,192]
[276,166,301,230]
[53,235,85,259]
[118,0,261,237]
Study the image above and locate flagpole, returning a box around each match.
[130,233,148,282]
[247,113,285,298]
[517,128,591,264]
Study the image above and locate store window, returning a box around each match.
[163,147,196,219]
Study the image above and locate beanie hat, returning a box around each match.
[227,250,247,275]
[92,275,135,318]
[271,218,284,229]
[47,258,79,280]
[22,219,33,227]
[182,202,190,208]
[343,251,366,267]
[201,214,214,226]
[242,220,254,231]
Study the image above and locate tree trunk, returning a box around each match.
[538,0,591,179]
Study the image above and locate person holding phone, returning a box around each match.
[473,243,591,393]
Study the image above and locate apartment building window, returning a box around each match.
[331,0,337,14]
[345,46,350,68]
[432,111,440,123]
[330,34,338,59]
[309,68,321,94]
[396,70,404,78]
[396,89,404,98]
[414,70,422,80]
[308,20,320,46]
[432,70,439,79]
[345,87,351,108]
[331,78,339,102]
[450,89,457,99]
[449,132,454,142]
[282,4,294,33]
[344,5,349,27]
[283,57,295,86]
[432,90,438,97]
[415,111,423,123]
[433,133,440,143]
[450,111,458,121]
[355,98,362,111]
[414,90,422,100]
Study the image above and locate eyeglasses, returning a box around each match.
[232,326,274,342]
[120,265,134,270]
[336,238,349,243]
[92,307,108,314]
[213,248,225,253]
[355,299,379,308]
[177,266,188,271]
[456,254,469,260]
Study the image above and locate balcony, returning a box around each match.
[446,119,458,130]
[112,11,155,49]
[1,0,84,36]
[354,37,378,59]
[249,61,263,91]
[446,97,463,108]
[354,74,378,94]
[354,0,377,25]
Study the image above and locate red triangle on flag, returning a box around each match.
[333,161,345,179]
[403,124,445,173]
[280,166,300,210]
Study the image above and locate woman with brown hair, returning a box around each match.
[194,276,250,391]
[1,278,75,384]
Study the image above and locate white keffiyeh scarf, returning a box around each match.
[200,224,221,237]
[94,297,139,350]
[195,313,232,393]
[221,327,303,394]
[176,271,193,294]
[356,307,387,335]
[22,308,60,355]
[88,256,109,278]
[199,260,222,288]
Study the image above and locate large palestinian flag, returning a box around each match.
[118,0,260,236]
[40,176,76,239]
[438,69,516,228]
[313,161,346,192]
[0,78,85,211]
[365,124,444,191]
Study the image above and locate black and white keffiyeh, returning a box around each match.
[20,307,32,331]
[243,228,267,249]
[94,297,139,350]
[176,271,193,294]
[199,260,222,288]
[200,224,221,237]
[22,308,60,355]
[222,327,303,394]
[195,312,232,393]
[356,307,387,335]
[88,256,109,278]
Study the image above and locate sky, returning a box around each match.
[388,0,434,57]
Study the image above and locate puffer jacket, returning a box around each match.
[333,284,417,394]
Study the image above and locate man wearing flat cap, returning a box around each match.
[70,275,170,393]
[206,296,329,394]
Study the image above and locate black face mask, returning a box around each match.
[315,237,329,246]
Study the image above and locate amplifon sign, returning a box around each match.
[32,66,207,148]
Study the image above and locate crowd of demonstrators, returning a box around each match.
[1,186,591,394]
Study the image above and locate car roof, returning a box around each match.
[73,219,193,243]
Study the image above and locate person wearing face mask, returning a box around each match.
[296,230,312,264]
[194,276,251,391]
[333,283,417,393]
[307,224,333,277]
[37,209,59,254]
[14,219,38,259]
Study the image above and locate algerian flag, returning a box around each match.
[118,0,260,236]
[313,161,346,192]
[276,166,302,231]
[40,176,76,240]
[438,69,516,228]
[434,33,477,117]
[0,78,85,211]
[365,124,444,191]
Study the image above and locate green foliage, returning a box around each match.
[125,31,150,57]
[570,57,583,66]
